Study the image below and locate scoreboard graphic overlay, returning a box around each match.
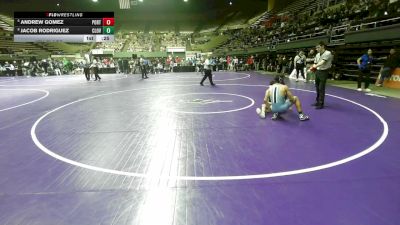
[14,12,114,42]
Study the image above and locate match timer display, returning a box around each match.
[14,12,115,43]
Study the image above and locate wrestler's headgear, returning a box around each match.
[274,75,285,84]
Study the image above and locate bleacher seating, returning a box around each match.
[0,35,50,56]
[1,0,400,81]
[0,14,14,32]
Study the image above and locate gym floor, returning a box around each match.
[0,71,399,225]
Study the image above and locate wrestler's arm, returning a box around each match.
[285,86,296,102]
[263,88,271,109]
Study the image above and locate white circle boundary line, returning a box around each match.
[0,89,50,112]
[0,74,128,87]
[0,78,16,84]
[162,92,254,114]
[147,72,251,82]
[31,84,388,181]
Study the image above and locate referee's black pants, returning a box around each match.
[357,69,371,89]
[295,64,305,79]
[84,68,90,81]
[200,69,215,85]
[141,65,148,78]
[315,69,329,106]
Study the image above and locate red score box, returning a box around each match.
[102,18,114,26]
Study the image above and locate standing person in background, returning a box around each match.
[165,57,171,73]
[22,60,30,76]
[233,56,239,72]
[239,57,244,71]
[0,63,4,76]
[306,49,316,83]
[376,48,400,86]
[84,59,90,81]
[10,61,16,76]
[254,54,260,71]
[14,61,21,76]
[247,55,254,71]
[122,59,129,74]
[129,58,135,74]
[227,55,232,71]
[199,57,204,75]
[54,60,62,76]
[4,61,12,76]
[311,41,333,109]
[157,60,163,74]
[170,57,175,73]
[134,58,139,74]
[288,57,294,75]
[117,58,123,74]
[32,61,39,76]
[276,55,282,73]
[140,56,148,79]
[91,58,101,81]
[30,61,39,77]
[356,49,374,92]
[219,56,225,71]
[200,57,215,86]
[281,55,288,75]
[262,57,267,71]
[42,59,49,76]
[294,51,306,82]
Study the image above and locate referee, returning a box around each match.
[310,42,333,109]
[200,57,215,86]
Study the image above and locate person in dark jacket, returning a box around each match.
[356,49,374,92]
[376,48,400,86]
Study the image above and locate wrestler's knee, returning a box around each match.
[291,96,298,103]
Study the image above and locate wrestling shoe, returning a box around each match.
[256,108,266,119]
[271,113,280,120]
[299,114,310,121]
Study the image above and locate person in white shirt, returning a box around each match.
[90,58,101,81]
[310,41,333,109]
[83,59,90,81]
[233,56,239,72]
[4,61,14,76]
[200,57,215,86]
[294,51,306,81]
[10,62,16,76]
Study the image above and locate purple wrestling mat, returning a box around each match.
[0,72,399,225]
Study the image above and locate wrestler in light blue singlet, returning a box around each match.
[270,84,292,113]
